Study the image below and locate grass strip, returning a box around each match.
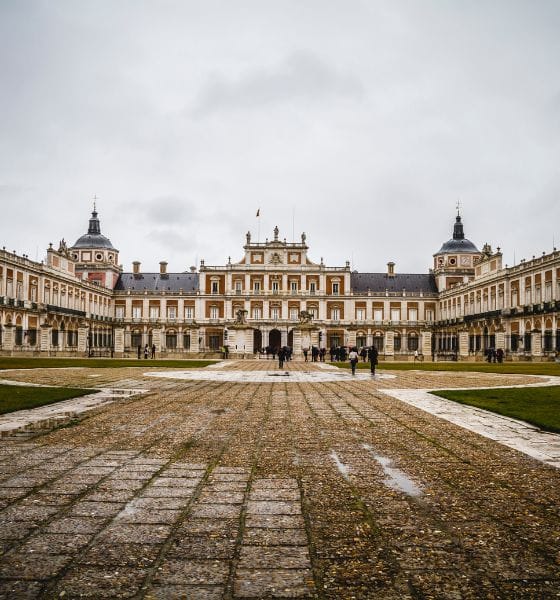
[0,358,217,371]
[333,360,560,377]
[432,386,560,433]
[0,385,95,415]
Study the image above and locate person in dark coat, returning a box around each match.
[368,345,379,376]
[151,344,156,359]
[278,346,286,368]
[137,345,141,359]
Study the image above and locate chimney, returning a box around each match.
[132,261,141,274]
[159,261,168,275]
[387,262,396,277]
[190,266,197,273]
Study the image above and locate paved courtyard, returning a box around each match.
[0,361,559,599]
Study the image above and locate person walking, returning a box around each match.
[144,344,149,359]
[368,345,379,376]
[349,347,359,375]
[303,348,308,362]
[278,346,285,369]
[137,345,141,360]
[151,344,156,359]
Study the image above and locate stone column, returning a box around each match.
[2,323,14,354]
[495,330,506,353]
[114,327,125,357]
[78,325,88,353]
[292,329,302,357]
[347,330,356,348]
[193,327,202,353]
[40,323,51,353]
[458,330,469,360]
[385,330,394,360]
[421,330,432,360]
[531,331,542,360]
[152,328,162,352]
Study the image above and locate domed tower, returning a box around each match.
[70,203,121,289]
[433,211,482,291]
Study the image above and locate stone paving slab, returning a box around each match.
[0,364,559,598]
[0,386,148,438]
[385,387,560,468]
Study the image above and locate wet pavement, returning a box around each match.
[0,361,559,598]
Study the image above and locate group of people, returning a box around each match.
[348,346,379,375]
[137,344,156,359]
[486,347,504,363]
[302,346,326,362]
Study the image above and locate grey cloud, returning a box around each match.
[192,51,364,116]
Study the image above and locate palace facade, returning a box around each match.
[1,208,559,360]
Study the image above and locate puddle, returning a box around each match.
[267,372,291,377]
[363,444,422,497]
[330,450,351,480]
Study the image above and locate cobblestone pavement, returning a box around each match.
[1,361,559,598]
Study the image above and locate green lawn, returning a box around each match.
[432,386,560,433]
[0,385,95,415]
[0,358,217,371]
[333,360,560,377]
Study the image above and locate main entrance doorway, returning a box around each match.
[269,329,281,350]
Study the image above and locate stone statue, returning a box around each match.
[235,309,248,324]
[299,310,313,323]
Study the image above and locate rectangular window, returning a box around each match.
[408,308,418,321]
[425,309,434,321]
[309,282,316,295]
[210,306,219,319]
[211,281,219,294]
[331,308,340,320]
[185,306,194,319]
[254,281,261,293]
[183,334,191,350]
[290,281,298,294]
[289,308,298,320]
[356,308,365,321]
[132,306,142,319]
[271,307,280,320]
[272,281,279,293]
[235,281,242,295]
[252,307,262,319]
[332,282,339,295]
[390,308,400,322]
[115,306,125,319]
[168,306,177,320]
[373,308,383,321]
[149,306,159,319]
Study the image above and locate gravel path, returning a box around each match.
[0,362,558,598]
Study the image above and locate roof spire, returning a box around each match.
[456,198,461,216]
[88,202,101,235]
[453,212,465,240]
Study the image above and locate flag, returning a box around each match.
[256,209,260,217]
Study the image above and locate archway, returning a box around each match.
[269,329,281,350]
[253,330,262,352]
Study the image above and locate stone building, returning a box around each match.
[1,207,559,360]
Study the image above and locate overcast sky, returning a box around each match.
[1,1,559,274]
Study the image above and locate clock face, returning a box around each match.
[460,255,471,267]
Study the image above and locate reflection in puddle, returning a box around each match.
[330,450,351,480]
[363,444,422,497]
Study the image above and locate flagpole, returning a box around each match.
[256,209,261,243]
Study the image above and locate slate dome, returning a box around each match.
[72,209,116,250]
[435,214,479,255]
